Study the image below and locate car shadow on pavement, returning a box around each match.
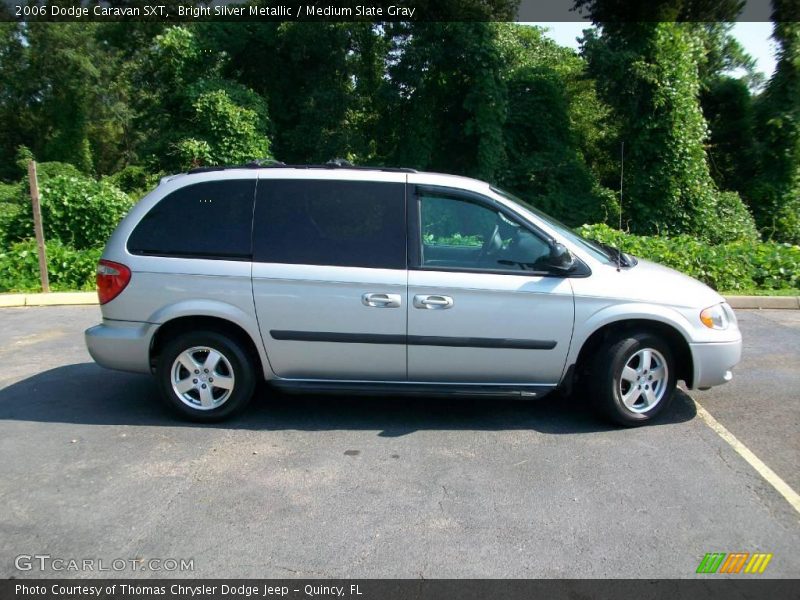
[0,363,697,435]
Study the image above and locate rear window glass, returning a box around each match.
[253,180,406,269]
[128,180,255,259]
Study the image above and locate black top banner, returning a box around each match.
[0,0,787,23]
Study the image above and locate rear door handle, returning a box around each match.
[413,294,454,309]
[362,293,402,308]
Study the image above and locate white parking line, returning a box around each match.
[693,398,800,517]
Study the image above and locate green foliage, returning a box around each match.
[103,165,161,198]
[11,151,83,190]
[0,201,21,241]
[5,174,132,250]
[0,239,101,292]
[692,23,763,91]
[1,18,797,254]
[423,233,483,247]
[578,223,799,292]
[583,22,755,244]
[0,24,109,176]
[250,23,363,164]
[32,161,84,183]
[130,26,272,170]
[573,0,745,22]
[0,181,21,205]
[381,22,508,181]
[749,12,800,244]
[176,82,271,169]
[701,191,759,244]
[496,25,617,225]
[701,77,756,193]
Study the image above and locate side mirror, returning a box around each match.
[545,242,575,273]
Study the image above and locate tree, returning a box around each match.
[702,76,757,194]
[204,22,388,165]
[0,23,28,180]
[573,0,745,22]
[690,23,761,198]
[495,24,616,225]
[692,23,762,91]
[130,26,271,170]
[581,19,757,242]
[382,22,507,181]
[749,0,800,244]
[176,81,271,168]
[0,23,102,175]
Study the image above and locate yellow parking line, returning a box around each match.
[693,399,800,517]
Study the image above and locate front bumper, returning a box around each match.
[85,320,156,374]
[689,338,742,389]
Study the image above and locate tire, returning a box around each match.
[588,332,677,427]
[156,330,256,422]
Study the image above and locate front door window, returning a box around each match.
[419,193,551,272]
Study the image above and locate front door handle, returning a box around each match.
[362,293,402,308]
[413,294,454,310]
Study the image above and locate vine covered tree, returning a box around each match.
[749,0,800,243]
[580,10,757,242]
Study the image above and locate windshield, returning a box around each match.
[490,187,614,263]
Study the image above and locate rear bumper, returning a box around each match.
[689,338,742,390]
[85,320,156,374]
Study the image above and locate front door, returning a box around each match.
[252,176,408,381]
[406,183,574,384]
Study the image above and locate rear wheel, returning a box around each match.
[588,333,677,426]
[156,330,256,422]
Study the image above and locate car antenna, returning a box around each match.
[617,141,624,272]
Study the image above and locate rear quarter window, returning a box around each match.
[127,180,256,259]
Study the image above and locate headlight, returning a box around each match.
[700,304,730,330]
[722,302,738,326]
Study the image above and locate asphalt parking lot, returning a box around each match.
[0,306,797,579]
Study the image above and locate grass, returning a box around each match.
[720,289,800,297]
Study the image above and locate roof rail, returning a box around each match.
[244,158,287,168]
[187,159,417,175]
[186,165,228,174]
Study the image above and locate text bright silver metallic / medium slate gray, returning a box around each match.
[85,166,742,425]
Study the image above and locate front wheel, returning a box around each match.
[156,330,256,422]
[588,333,677,426]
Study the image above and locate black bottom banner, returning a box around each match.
[2,580,799,600]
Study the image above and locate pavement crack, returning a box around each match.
[438,484,450,514]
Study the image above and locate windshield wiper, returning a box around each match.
[598,243,637,268]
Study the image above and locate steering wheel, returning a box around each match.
[478,224,502,263]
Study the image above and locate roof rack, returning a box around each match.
[187,159,417,175]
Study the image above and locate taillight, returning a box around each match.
[96,259,131,305]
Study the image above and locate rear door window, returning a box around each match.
[128,179,256,259]
[253,180,406,269]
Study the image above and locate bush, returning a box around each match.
[700,190,760,245]
[174,81,272,169]
[0,202,22,239]
[0,181,22,205]
[104,165,162,198]
[5,174,132,250]
[577,223,799,292]
[0,239,101,292]
[1,160,86,210]
[32,161,83,184]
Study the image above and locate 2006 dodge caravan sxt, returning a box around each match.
[85,164,742,425]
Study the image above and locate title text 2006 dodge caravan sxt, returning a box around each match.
[85,164,742,425]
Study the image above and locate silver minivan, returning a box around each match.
[85,164,742,425]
